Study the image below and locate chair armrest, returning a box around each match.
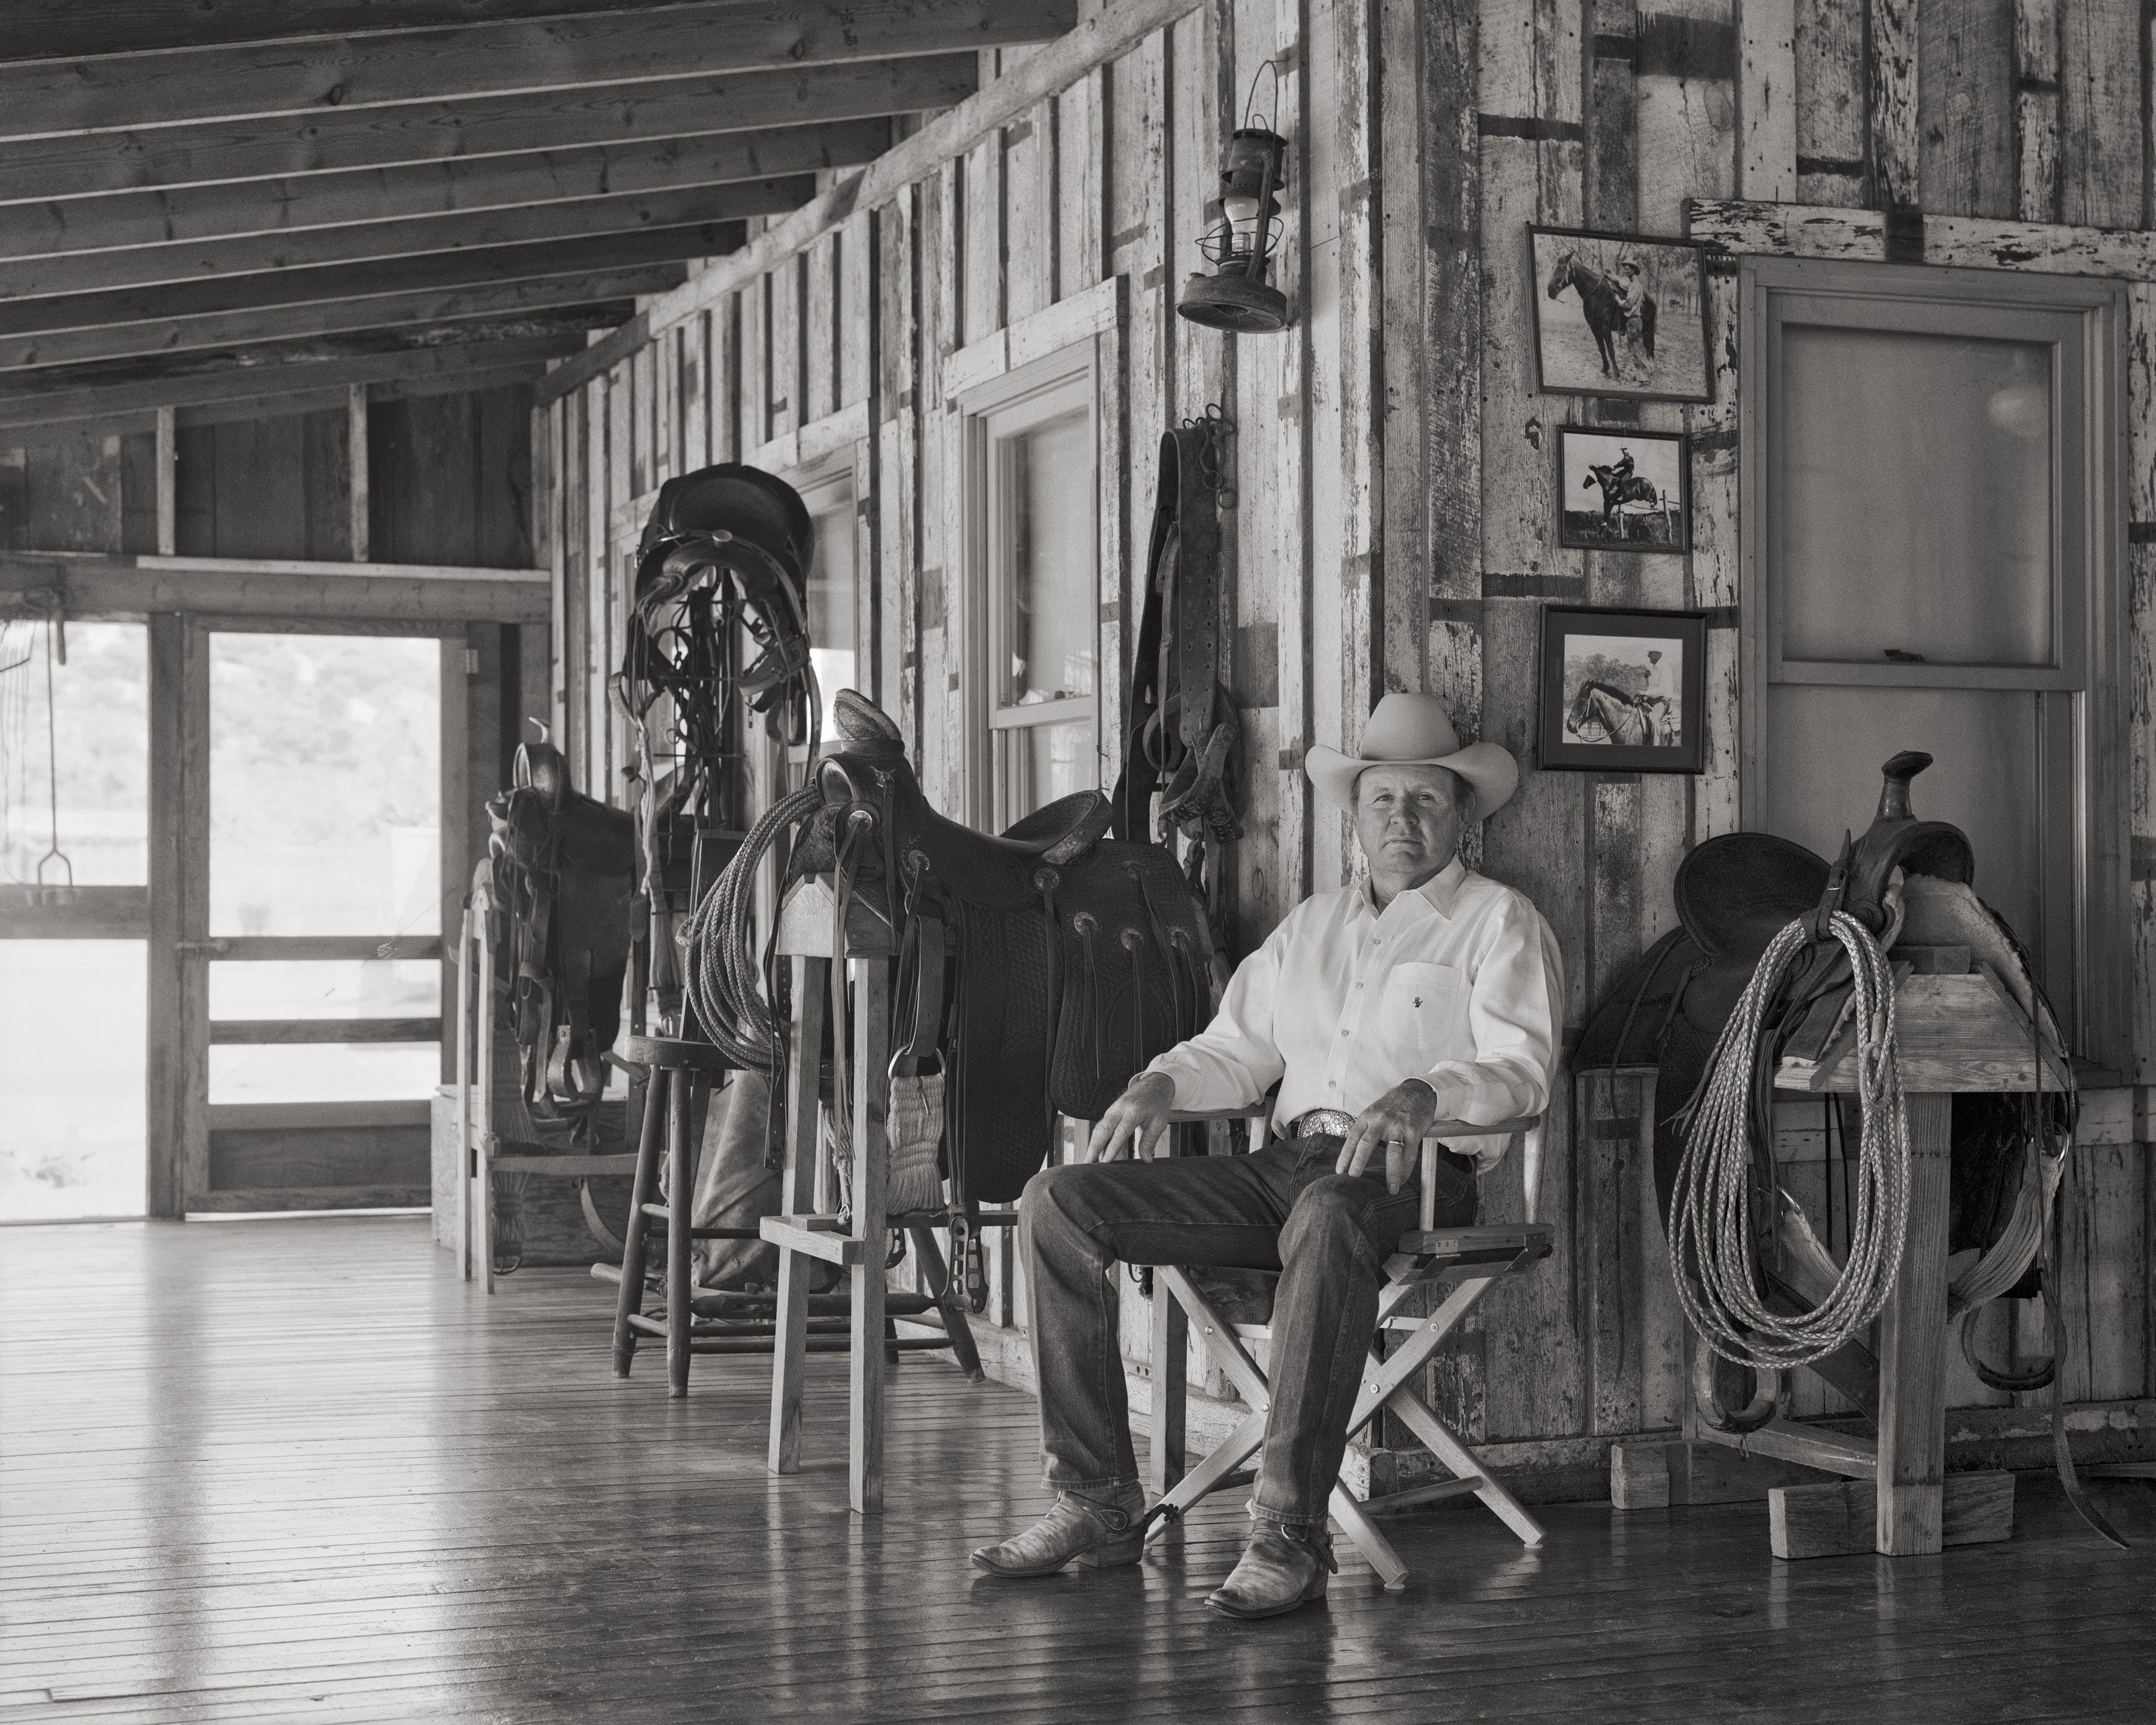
[1416,1116,1543,1229]
[1394,1221,1556,1267]
[1167,1106,1270,1124]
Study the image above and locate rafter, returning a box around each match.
[0,178,807,301]
[0,2,681,62]
[0,267,684,372]
[0,336,582,431]
[0,119,888,262]
[0,223,740,339]
[0,56,974,206]
[10,316,620,398]
[0,1,1070,137]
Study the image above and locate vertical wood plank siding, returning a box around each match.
[527,4,2156,1488]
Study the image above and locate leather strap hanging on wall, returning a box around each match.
[1113,414,1241,947]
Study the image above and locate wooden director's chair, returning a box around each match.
[1142,1107,1553,1588]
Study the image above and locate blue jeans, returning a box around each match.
[1016,1134,1478,1529]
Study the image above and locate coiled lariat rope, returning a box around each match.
[683,783,823,1071]
[1670,910,1912,1372]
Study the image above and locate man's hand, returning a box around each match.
[1335,1079,1444,1194]
[1086,1071,1177,1164]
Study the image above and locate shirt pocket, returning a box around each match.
[1379,962,1471,1068]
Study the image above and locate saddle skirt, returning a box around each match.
[790,691,1218,1203]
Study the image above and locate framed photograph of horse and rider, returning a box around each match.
[1537,603,1709,773]
[1529,225,1713,403]
[1556,426,1690,552]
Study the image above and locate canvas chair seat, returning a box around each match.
[1142,1106,1554,1590]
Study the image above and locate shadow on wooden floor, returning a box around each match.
[4,1216,2154,1723]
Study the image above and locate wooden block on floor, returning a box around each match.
[1612,1439,1843,1509]
[1769,1470,2015,1560]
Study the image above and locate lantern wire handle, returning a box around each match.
[1242,59,1282,131]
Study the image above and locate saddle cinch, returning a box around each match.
[788,691,1219,1206]
[1578,750,2071,1384]
[487,740,638,1132]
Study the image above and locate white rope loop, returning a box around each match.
[1670,910,1912,1372]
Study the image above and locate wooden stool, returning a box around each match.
[608,1034,758,1397]
[760,877,995,1514]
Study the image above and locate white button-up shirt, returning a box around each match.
[1145,857,1563,1168]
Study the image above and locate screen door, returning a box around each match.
[180,625,453,1211]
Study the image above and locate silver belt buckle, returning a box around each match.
[1290,1108,1356,1139]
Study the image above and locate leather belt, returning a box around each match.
[1288,1109,1357,1140]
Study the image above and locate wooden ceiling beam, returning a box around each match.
[0,117,889,262]
[0,266,685,371]
[0,1,1071,137]
[0,335,582,430]
[2,2,688,62]
[0,178,806,301]
[0,364,550,449]
[0,55,976,205]
[10,312,629,397]
[0,222,738,338]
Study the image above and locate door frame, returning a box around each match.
[149,615,467,1216]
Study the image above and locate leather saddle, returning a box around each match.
[486,741,638,1133]
[1579,752,1990,1231]
[790,691,1217,1204]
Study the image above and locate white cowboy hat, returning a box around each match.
[1304,692,1519,821]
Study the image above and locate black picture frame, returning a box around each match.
[1528,225,1713,404]
[1555,425,1692,553]
[1537,604,1709,774]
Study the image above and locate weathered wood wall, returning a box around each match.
[533,1,2156,1490]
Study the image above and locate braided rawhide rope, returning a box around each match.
[682,783,823,1072]
[1670,910,1911,1372]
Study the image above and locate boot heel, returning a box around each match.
[1076,1534,1145,1569]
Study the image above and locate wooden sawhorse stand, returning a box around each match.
[759,877,988,1514]
[1624,963,2070,1559]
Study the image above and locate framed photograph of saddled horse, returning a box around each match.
[1557,426,1691,552]
[1528,226,1712,404]
[1537,603,1708,773]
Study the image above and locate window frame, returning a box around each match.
[1738,254,2130,1071]
[958,344,1104,832]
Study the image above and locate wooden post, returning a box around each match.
[666,1067,694,1397]
[848,954,891,1514]
[768,955,825,1475]
[153,407,177,556]
[455,909,471,1282]
[347,384,370,562]
[1875,1091,1952,1555]
[1149,1127,1188,1494]
[474,922,496,1294]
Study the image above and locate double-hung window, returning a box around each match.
[965,355,1100,829]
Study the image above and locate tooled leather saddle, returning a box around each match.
[788,691,1218,1206]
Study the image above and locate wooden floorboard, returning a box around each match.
[2,1218,2152,1723]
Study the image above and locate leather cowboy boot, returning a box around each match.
[1205,1519,1337,1619]
[970,1481,1147,1578]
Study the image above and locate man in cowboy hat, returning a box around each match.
[972,692,1563,1618]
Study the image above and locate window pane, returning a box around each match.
[805,480,858,744]
[1778,326,2052,666]
[1003,718,1097,820]
[209,635,440,936]
[0,621,148,888]
[998,409,1097,706]
[208,960,440,1020]
[1766,683,2060,1010]
[209,1042,440,1104]
[0,940,145,1219]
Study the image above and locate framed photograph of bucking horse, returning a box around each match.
[1556,425,1691,552]
[1528,226,1713,403]
[1537,603,1708,773]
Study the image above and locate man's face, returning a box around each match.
[1354,765,1466,886]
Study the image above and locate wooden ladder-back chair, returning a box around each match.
[1143,1108,1554,1588]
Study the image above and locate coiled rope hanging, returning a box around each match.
[682,783,822,1071]
[1670,910,1912,1372]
